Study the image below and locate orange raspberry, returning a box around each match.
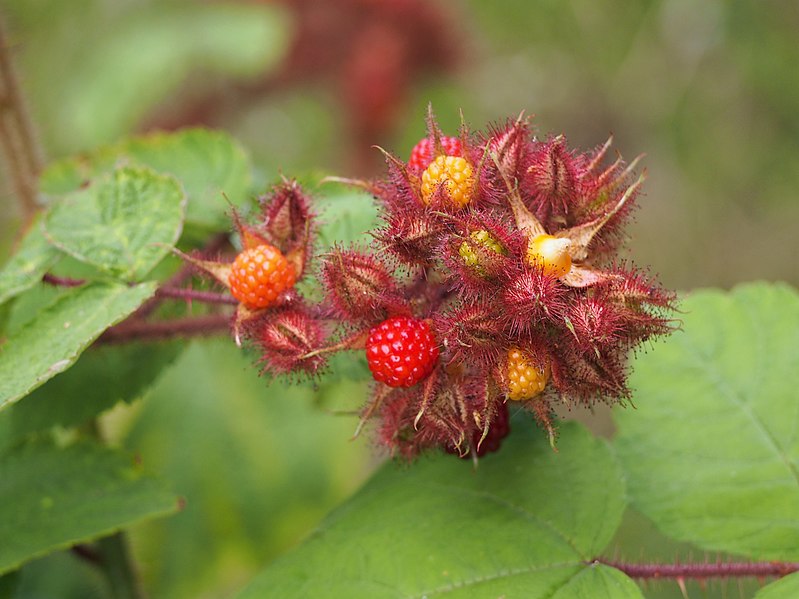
[420,155,475,207]
[506,347,549,401]
[228,244,296,310]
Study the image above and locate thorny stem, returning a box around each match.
[42,273,86,287]
[0,17,44,228]
[97,314,231,344]
[154,287,238,305]
[134,232,231,319]
[595,557,799,581]
[41,273,238,305]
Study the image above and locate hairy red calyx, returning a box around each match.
[193,110,675,461]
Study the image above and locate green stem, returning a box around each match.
[86,420,147,599]
[96,533,147,599]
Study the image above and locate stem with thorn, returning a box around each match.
[0,17,44,228]
[595,557,799,581]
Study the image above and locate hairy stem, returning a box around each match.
[97,314,231,344]
[595,557,799,580]
[155,286,237,305]
[133,232,231,319]
[42,273,86,287]
[0,17,44,225]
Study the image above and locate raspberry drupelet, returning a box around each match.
[366,316,440,388]
[408,135,462,172]
[228,244,297,310]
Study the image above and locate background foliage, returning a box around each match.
[1,1,797,598]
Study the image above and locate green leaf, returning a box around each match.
[0,440,178,575]
[615,282,799,559]
[41,129,253,231]
[237,421,637,599]
[29,3,289,153]
[0,219,61,307]
[315,186,380,248]
[0,342,183,452]
[756,572,799,598]
[44,166,185,281]
[0,282,156,411]
[125,338,376,599]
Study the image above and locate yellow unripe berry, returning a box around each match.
[506,347,549,401]
[420,155,475,208]
[458,230,505,270]
[526,234,572,277]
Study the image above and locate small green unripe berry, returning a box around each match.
[458,230,505,273]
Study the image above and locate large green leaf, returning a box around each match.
[125,338,375,599]
[0,282,156,410]
[0,342,183,452]
[43,166,185,281]
[237,421,637,599]
[615,282,799,559]
[756,573,799,598]
[0,219,61,308]
[41,129,252,230]
[0,440,178,575]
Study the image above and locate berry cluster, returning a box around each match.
[184,111,674,460]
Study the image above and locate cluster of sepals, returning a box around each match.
[185,110,675,461]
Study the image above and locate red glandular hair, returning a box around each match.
[240,111,676,460]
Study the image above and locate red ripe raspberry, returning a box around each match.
[408,136,462,172]
[366,316,439,387]
[228,244,296,309]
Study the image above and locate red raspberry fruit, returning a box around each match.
[408,136,462,172]
[366,316,439,387]
[228,244,296,310]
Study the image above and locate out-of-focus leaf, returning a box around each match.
[756,572,799,598]
[615,282,799,559]
[3,551,109,599]
[0,440,178,575]
[125,338,375,599]
[0,342,183,452]
[43,166,185,281]
[0,219,61,308]
[238,421,637,599]
[30,3,289,152]
[41,129,252,231]
[0,282,156,410]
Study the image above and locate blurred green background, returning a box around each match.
[1,0,796,597]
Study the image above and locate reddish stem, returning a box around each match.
[0,18,44,227]
[134,232,231,318]
[155,286,237,305]
[97,314,230,344]
[595,557,799,580]
[42,273,86,287]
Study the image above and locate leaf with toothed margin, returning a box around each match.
[43,166,185,282]
[0,217,62,308]
[237,421,641,599]
[0,440,179,575]
[615,282,799,560]
[40,129,253,232]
